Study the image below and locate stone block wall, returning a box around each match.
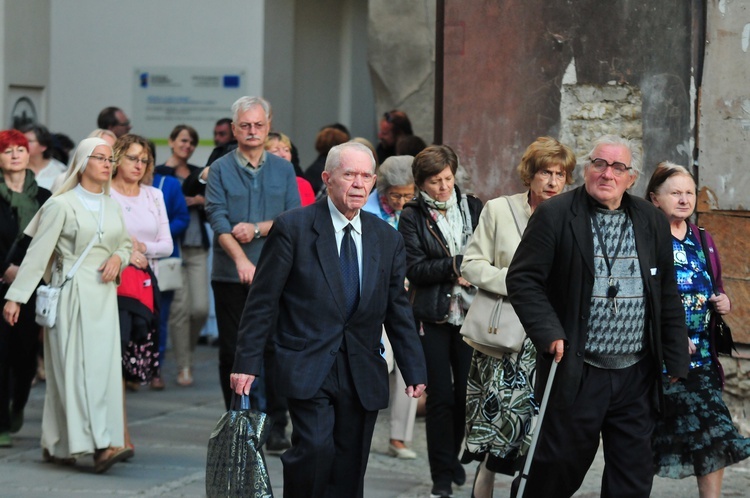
[559,81,643,181]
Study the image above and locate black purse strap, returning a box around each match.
[697,227,719,296]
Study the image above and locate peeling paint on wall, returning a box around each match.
[743,23,750,52]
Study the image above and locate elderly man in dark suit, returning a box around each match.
[231,141,427,498]
[507,135,689,498]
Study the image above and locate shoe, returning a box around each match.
[125,381,140,392]
[42,448,76,466]
[176,368,193,386]
[10,409,23,433]
[123,443,135,461]
[265,431,291,455]
[150,376,166,390]
[0,432,12,447]
[430,485,453,497]
[453,461,466,486]
[94,446,133,473]
[388,442,417,459]
[197,336,208,345]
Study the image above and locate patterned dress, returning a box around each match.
[462,339,537,475]
[652,226,750,478]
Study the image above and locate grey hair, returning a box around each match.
[376,155,415,192]
[584,134,642,186]
[325,141,376,174]
[231,96,272,123]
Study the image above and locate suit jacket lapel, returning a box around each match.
[358,215,381,314]
[312,202,348,319]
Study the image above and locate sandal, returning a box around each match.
[94,446,133,474]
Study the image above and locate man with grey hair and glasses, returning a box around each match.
[205,96,300,452]
[507,135,689,497]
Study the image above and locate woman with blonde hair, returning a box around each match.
[110,134,172,453]
[461,137,575,497]
[3,137,132,473]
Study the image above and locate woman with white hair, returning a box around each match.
[363,155,419,459]
[2,137,133,473]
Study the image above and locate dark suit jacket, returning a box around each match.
[233,199,427,411]
[506,186,689,410]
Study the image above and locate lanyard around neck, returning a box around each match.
[591,213,628,280]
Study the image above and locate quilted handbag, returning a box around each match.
[206,394,273,498]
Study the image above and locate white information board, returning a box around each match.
[133,67,247,145]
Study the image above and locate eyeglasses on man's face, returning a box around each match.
[589,158,631,176]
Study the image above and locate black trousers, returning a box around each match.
[420,322,473,487]
[0,296,39,432]
[281,350,378,498]
[212,281,288,434]
[517,358,657,498]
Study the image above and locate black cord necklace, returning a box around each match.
[591,213,628,314]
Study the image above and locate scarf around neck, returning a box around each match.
[0,170,40,240]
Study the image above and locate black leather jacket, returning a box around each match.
[398,186,482,324]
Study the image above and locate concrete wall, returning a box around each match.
[441,0,697,201]
[47,0,264,165]
[697,0,750,345]
[368,0,435,148]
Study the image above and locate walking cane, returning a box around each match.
[517,359,559,497]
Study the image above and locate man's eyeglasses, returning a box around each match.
[589,158,631,176]
[123,154,151,165]
[88,155,115,164]
[116,121,131,127]
[237,122,266,131]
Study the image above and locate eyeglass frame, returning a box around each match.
[589,157,632,176]
[121,153,151,165]
[87,154,116,164]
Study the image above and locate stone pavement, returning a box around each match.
[2,344,750,497]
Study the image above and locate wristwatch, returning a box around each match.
[254,224,261,239]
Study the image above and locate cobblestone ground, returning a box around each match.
[1,344,749,497]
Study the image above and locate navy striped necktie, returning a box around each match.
[340,224,360,320]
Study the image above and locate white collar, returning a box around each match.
[327,197,362,235]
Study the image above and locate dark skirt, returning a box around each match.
[653,363,750,478]
[461,337,537,476]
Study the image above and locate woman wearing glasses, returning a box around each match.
[362,155,420,459]
[3,138,133,472]
[460,137,575,497]
[110,135,172,452]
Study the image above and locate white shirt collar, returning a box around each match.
[327,197,362,235]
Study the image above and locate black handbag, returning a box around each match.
[698,227,736,356]
[206,393,273,498]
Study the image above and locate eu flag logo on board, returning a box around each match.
[223,75,240,88]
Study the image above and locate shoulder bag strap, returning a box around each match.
[62,198,104,285]
[505,196,527,238]
[157,175,166,191]
[698,227,719,295]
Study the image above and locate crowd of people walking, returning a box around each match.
[1,97,748,498]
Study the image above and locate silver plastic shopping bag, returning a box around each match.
[206,394,273,497]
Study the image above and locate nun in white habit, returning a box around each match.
[3,137,133,472]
